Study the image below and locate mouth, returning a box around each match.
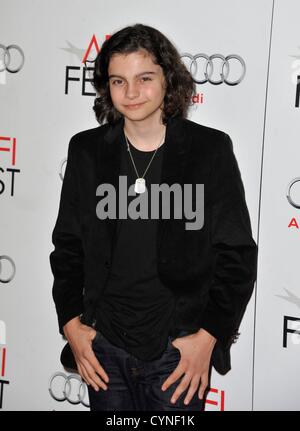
[124,102,145,109]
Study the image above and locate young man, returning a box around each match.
[49,24,258,411]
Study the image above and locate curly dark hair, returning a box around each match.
[91,23,195,125]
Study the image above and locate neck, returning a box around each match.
[123,114,166,152]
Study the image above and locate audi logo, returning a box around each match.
[180,53,246,86]
[59,158,67,182]
[286,177,300,209]
[49,372,89,407]
[0,255,16,283]
[0,44,25,73]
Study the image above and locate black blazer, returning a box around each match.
[49,115,258,375]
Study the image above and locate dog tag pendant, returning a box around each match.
[134,178,146,194]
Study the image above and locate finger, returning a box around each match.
[81,358,108,391]
[77,363,87,384]
[77,362,94,389]
[88,351,110,384]
[198,375,209,400]
[161,365,185,392]
[183,374,201,405]
[170,372,191,404]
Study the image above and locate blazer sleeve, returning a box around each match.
[49,135,85,336]
[200,133,258,350]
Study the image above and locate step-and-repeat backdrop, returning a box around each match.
[1,0,299,411]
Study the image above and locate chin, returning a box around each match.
[123,109,160,122]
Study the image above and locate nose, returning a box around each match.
[125,81,139,99]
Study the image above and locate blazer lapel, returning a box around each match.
[95,115,190,255]
[95,117,124,250]
[156,117,189,252]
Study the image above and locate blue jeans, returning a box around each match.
[88,329,205,411]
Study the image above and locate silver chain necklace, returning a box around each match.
[124,130,165,194]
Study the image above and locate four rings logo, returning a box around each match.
[287,177,300,231]
[180,53,246,85]
[49,372,89,407]
[59,158,67,182]
[0,256,16,284]
[0,45,25,73]
[286,177,300,209]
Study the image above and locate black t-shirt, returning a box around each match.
[95,131,177,361]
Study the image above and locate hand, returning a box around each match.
[63,316,109,392]
[161,329,217,405]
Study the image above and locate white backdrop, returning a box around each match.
[253,0,300,411]
[0,0,298,411]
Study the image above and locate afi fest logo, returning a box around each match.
[62,34,109,96]
[0,136,20,197]
[0,321,9,409]
[291,46,300,107]
[277,288,300,348]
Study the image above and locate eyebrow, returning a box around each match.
[108,71,157,79]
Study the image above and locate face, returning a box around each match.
[108,49,167,123]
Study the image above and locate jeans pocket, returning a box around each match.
[168,336,180,353]
[168,330,191,352]
[91,330,104,348]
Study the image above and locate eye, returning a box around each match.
[141,76,152,82]
[111,79,123,85]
